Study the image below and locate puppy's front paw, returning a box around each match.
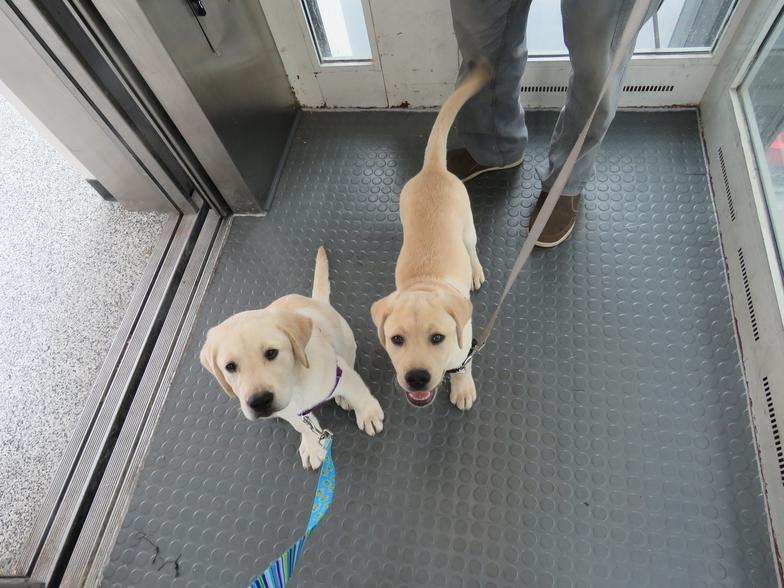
[450,376,477,411]
[471,259,485,291]
[354,396,384,436]
[334,395,352,411]
[299,436,327,470]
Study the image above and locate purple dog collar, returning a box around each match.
[298,364,343,417]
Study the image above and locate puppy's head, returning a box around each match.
[371,286,471,407]
[200,310,312,420]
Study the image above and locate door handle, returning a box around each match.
[189,0,206,16]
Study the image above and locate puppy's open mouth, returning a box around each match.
[405,389,436,407]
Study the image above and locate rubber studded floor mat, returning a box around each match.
[101,111,776,588]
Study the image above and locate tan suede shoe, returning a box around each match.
[528,191,581,248]
[446,148,523,182]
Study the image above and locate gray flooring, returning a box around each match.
[103,111,775,587]
[0,94,168,573]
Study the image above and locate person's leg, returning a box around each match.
[529,0,659,248]
[537,0,660,196]
[449,0,533,174]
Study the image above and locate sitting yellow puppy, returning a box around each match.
[201,248,384,469]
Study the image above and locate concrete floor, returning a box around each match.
[0,94,168,573]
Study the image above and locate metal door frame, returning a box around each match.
[89,0,299,215]
[0,0,201,212]
[1,202,230,586]
[3,0,305,216]
[62,213,231,588]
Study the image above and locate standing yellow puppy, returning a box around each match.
[371,64,489,409]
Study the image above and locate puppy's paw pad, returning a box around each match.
[334,395,353,411]
[299,437,326,470]
[355,397,384,436]
[450,381,477,411]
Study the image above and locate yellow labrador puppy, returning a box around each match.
[371,64,489,410]
[201,247,384,469]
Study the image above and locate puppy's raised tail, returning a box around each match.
[312,246,331,302]
[423,61,491,171]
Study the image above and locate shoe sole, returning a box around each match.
[461,157,524,183]
[535,220,575,248]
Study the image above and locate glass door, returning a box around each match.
[527,0,736,54]
[741,13,784,278]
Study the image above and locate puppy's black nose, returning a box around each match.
[248,391,274,414]
[405,369,431,391]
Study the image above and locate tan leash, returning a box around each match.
[453,0,653,371]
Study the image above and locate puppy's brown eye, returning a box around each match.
[431,333,445,345]
[264,349,278,360]
[225,361,237,373]
[391,335,405,346]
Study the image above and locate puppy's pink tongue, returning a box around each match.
[408,390,431,401]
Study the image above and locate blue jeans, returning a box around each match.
[450,0,659,196]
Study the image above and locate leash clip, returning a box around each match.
[446,338,483,376]
[301,414,332,446]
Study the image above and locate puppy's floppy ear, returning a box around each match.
[371,293,396,348]
[441,290,473,350]
[278,312,313,368]
[199,327,235,397]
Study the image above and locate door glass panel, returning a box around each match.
[741,11,784,277]
[301,0,372,62]
[527,0,737,56]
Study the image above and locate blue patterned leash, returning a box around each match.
[248,429,334,588]
[248,368,342,588]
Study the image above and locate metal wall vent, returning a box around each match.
[521,85,568,93]
[737,247,760,341]
[521,84,675,93]
[623,84,675,92]
[763,376,784,483]
[718,147,736,221]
